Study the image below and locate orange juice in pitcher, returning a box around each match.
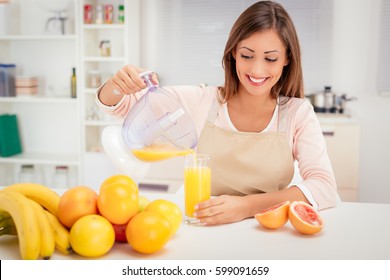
[132,143,194,162]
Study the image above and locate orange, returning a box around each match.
[58,186,98,228]
[97,182,139,225]
[289,201,324,235]
[145,199,182,235]
[100,174,138,194]
[126,211,171,254]
[70,214,115,257]
[254,201,290,229]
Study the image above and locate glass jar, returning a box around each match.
[99,40,111,57]
[84,4,93,24]
[19,164,36,183]
[95,4,104,24]
[118,5,125,23]
[53,166,69,189]
[104,4,113,24]
[88,70,102,88]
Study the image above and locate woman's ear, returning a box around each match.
[284,52,290,66]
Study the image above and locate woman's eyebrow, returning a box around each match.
[264,50,280,54]
[239,47,280,54]
[239,46,255,52]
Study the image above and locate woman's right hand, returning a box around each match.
[109,65,159,95]
[98,65,159,106]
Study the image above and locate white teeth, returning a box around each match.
[249,76,266,83]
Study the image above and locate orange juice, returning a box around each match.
[184,154,211,224]
[184,166,211,218]
[132,143,194,162]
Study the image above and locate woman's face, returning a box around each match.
[234,29,289,98]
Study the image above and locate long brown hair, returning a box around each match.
[219,1,304,102]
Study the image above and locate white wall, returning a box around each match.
[331,0,390,203]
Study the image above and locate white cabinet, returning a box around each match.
[319,116,361,202]
[78,0,140,188]
[0,0,141,189]
[0,0,80,187]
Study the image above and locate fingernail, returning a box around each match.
[113,89,120,95]
[194,204,199,210]
[193,212,197,217]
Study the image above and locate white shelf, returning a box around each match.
[83,24,125,30]
[0,35,77,41]
[0,152,80,166]
[84,120,121,126]
[83,56,126,62]
[0,97,78,104]
[84,88,99,94]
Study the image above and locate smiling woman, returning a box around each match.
[96,1,339,226]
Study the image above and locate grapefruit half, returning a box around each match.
[289,201,324,235]
[254,201,290,229]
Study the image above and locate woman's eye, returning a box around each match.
[265,57,278,62]
[240,54,253,59]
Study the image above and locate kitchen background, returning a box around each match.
[0,0,389,204]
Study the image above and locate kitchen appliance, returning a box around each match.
[37,0,69,35]
[307,86,357,114]
[101,71,198,181]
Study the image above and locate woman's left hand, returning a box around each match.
[193,195,250,226]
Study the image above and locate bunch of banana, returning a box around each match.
[0,183,72,260]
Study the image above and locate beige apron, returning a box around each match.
[196,97,294,196]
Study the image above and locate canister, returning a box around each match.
[0,64,16,97]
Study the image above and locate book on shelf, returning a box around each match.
[0,114,22,157]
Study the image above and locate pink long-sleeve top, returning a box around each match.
[96,84,340,210]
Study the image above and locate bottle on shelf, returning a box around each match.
[19,164,37,183]
[118,5,125,24]
[71,67,77,98]
[95,4,104,24]
[52,165,69,189]
[84,4,93,24]
[104,4,113,24]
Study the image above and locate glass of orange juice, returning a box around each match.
[184,154,211,225]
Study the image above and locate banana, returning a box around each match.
[0,191,41,260]
[29,200,56,260]
[45,210,72,255]
[1,183,60,216]
[0,211,17,236]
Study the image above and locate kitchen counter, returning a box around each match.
[0,191,389,260]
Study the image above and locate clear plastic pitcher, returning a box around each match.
[121,71,197,161]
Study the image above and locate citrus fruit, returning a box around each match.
[100,174,138,194]
[58,186,98,228]
[254,201,290,229]
[69,214,115,257]
[126,211,171,254]
[97,182,139,224]
[289,201,324,235]
[145,199,182,235]
[112,223,128,243]
[138,195,150,212]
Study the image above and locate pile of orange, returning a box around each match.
[254,200,324,235]
[57,174,182,257]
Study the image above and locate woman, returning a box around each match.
[96,1,339,225]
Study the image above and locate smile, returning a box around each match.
[247,75,268,85]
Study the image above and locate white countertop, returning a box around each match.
[1,191,389,260]
[317,113,359,124]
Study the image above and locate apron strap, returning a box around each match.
[206,98,220,123]
[277,97,289,132]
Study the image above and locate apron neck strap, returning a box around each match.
[277,96,289,132]
[206,99,220,123]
